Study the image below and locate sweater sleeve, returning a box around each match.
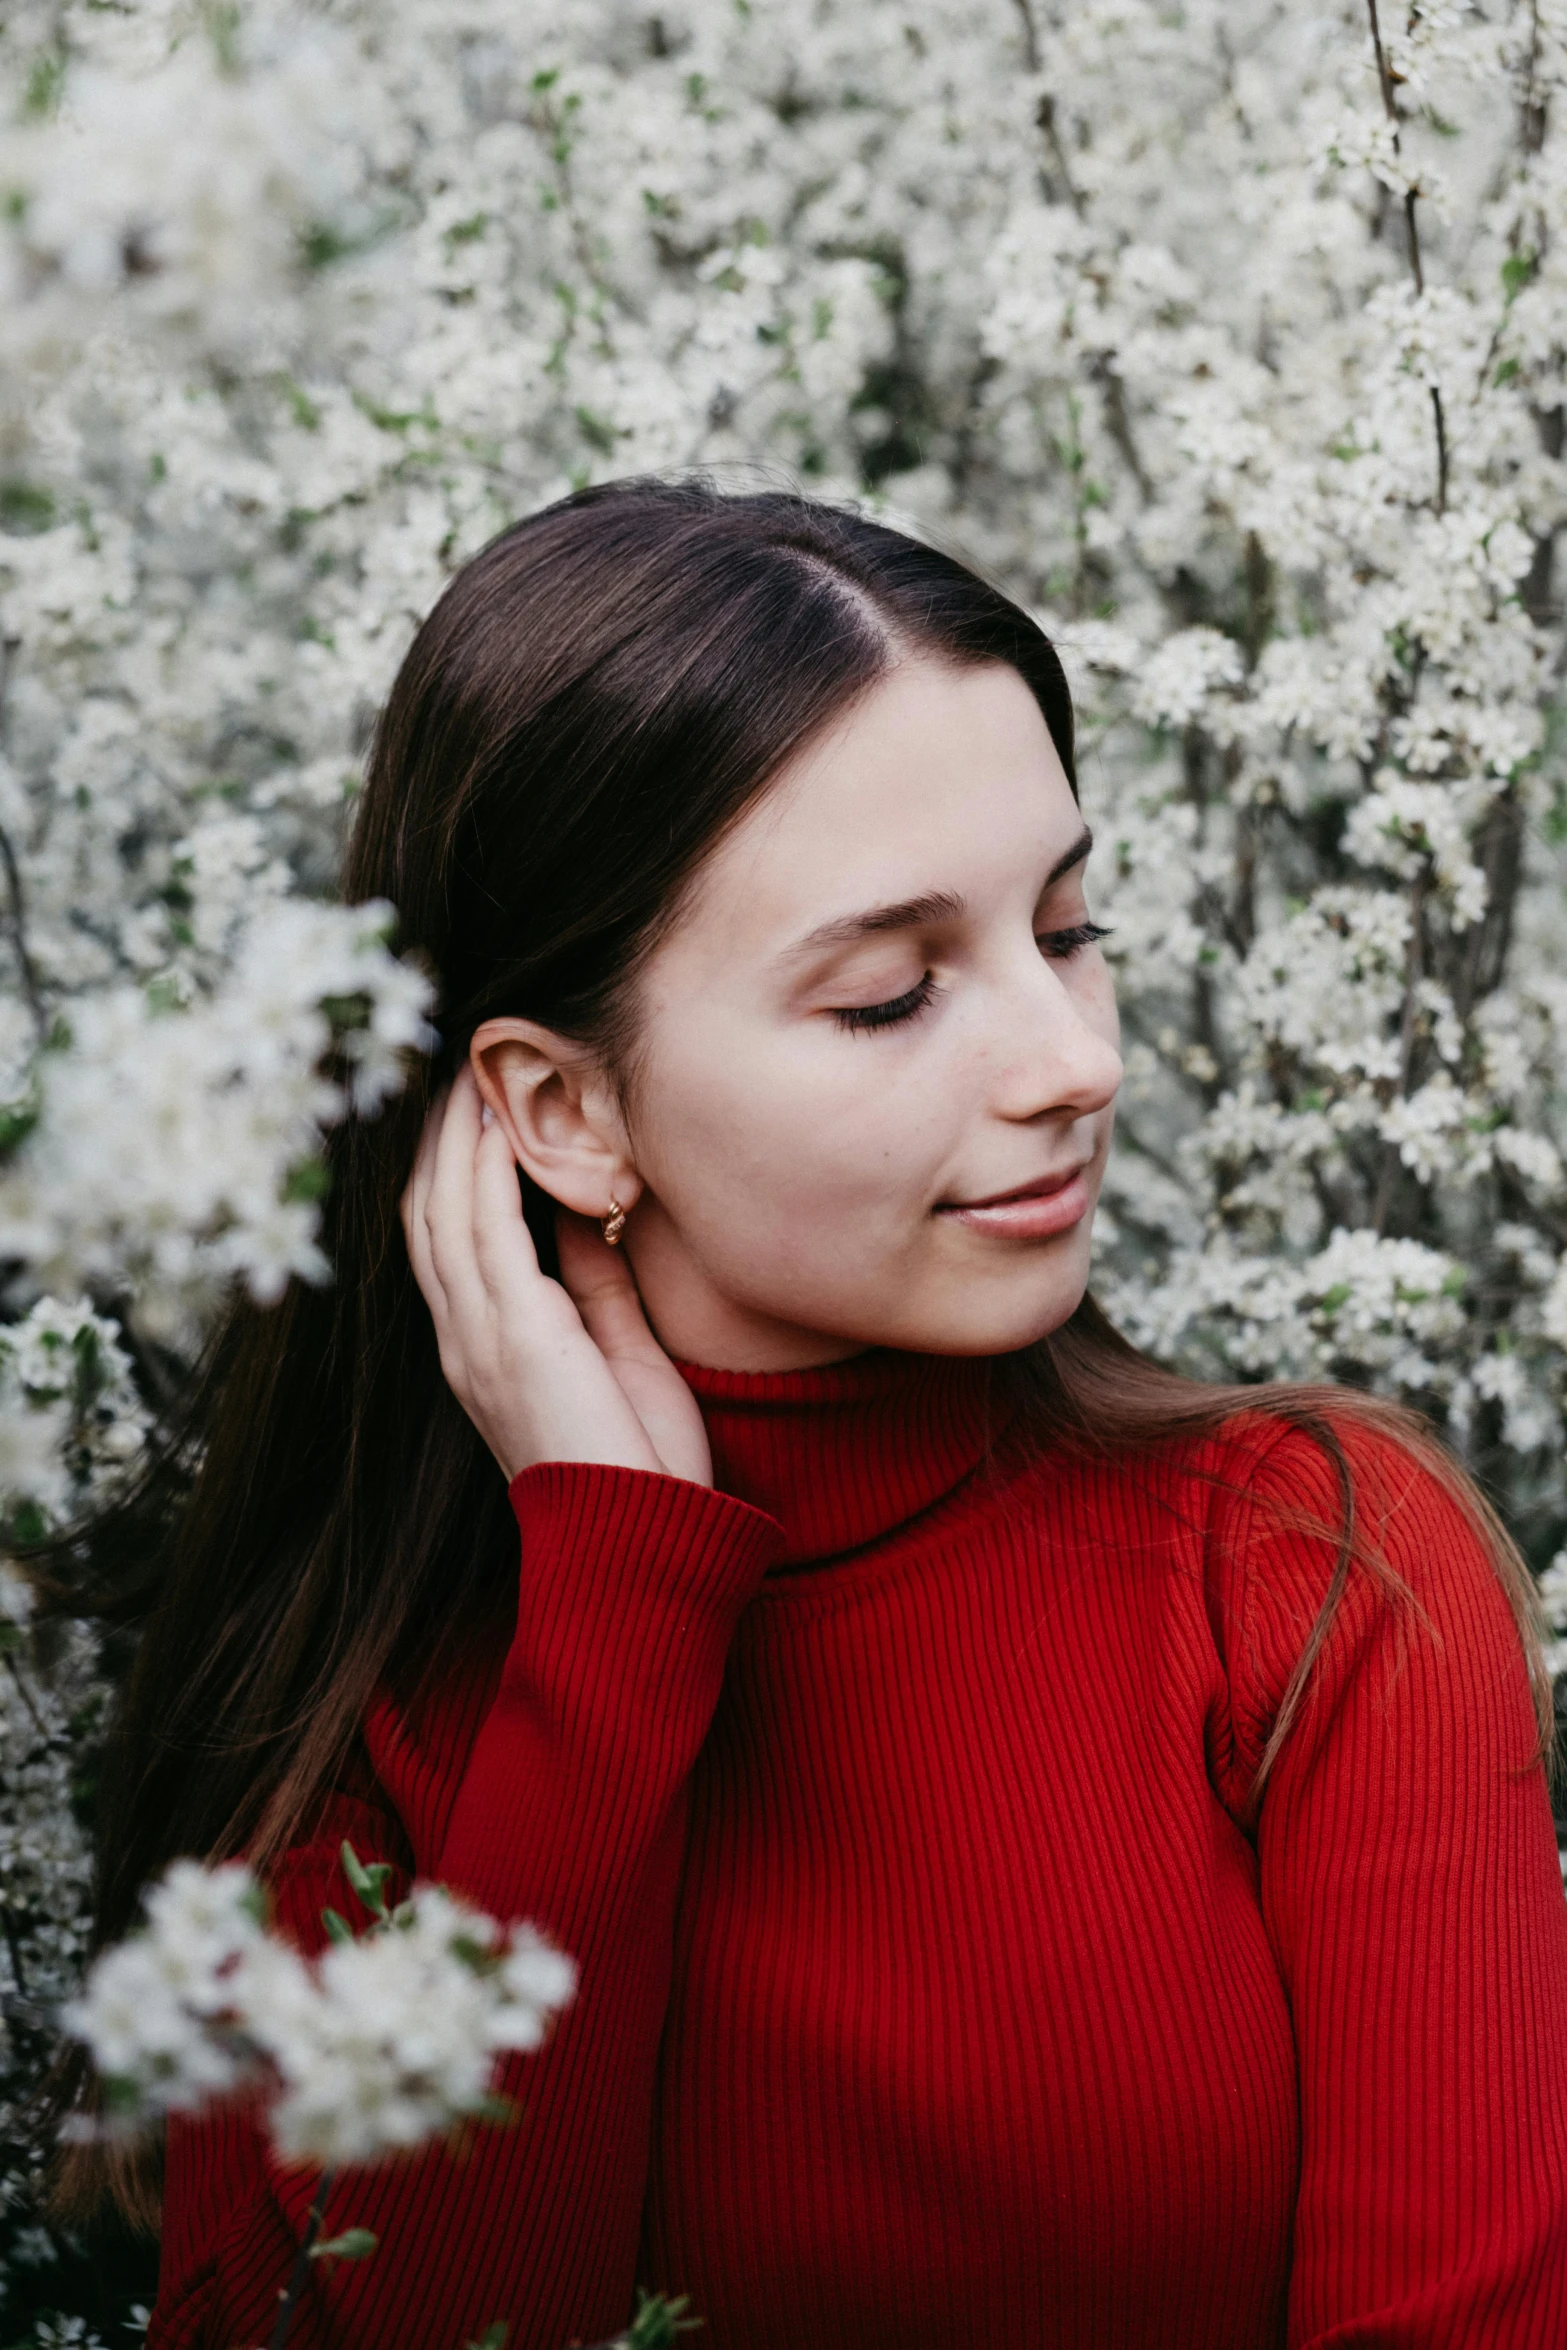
[1210,1418,1567,2349]
[149,1461,782,2350]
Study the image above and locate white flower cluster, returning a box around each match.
[0,1567,108,2325]
[0,898,435,1345]
[0,1566,101,2040]
[0,1296,146,1533]
[65,1854,577,2170]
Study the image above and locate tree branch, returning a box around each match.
[1372,865,1429,1235]
[0,822,47,1046]
[268,2168,336,2350]
[0,652,48,1047]
[1365,0,1448,512]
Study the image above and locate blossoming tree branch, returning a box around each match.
[66,1849,577,2347]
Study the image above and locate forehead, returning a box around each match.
[667,655,1077,970]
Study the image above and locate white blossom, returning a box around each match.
[65,1857,576,2169]
[0,901,435,1340]
[0,1294,148,1541]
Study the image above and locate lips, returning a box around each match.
[935,1158,1094,1242]
[942,1162,1091,1213]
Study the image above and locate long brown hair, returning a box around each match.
[45,475,1557,2218]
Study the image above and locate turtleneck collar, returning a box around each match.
[676,1348,1013,1567]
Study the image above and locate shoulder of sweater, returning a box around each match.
[1191,1402,1486,1599]
[1185,1404,1528,1782]
[1006,1400,1417,1560]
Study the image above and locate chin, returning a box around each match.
[878,1268,1092,1360]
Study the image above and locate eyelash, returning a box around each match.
[832,922,1114,1033]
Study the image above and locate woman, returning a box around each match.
[82,479,1567,2346]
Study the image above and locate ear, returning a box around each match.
[469,1018,642,1222]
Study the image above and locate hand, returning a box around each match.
[399,1065,712,1487]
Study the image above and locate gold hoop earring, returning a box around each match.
[601,1198,627,1247]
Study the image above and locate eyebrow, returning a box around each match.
[783,826,1094,960]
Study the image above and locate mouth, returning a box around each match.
[937,1160,1094,1240]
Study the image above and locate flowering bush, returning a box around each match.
[1,0,1566,2333]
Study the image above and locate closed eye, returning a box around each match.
[832,921,1111,1033]
[1038,921,1112,959]
[832,973,938,1033]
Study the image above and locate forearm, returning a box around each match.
[153,1461,780,2350]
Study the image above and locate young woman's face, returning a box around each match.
[616,652,1123,1370]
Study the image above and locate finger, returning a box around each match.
[469,1114,547,1298]
[427,1063,482,1211]
[422,1065,489,1307]
[400,1084,452,1310]
[399,1080,441,1229]
[554,1209,665,1365]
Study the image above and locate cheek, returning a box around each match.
[636,1027,957,1232]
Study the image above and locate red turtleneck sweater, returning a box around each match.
[150,1351,1567,2350]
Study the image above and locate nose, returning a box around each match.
[990,954,1122,1126]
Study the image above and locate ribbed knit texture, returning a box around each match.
[151,1350,1567,2349]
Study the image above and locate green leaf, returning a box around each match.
[466,2326,508,2349]
[0,479,56,535]
[8,1500,47,1545]
[349,387,432,435]
[626,2290,702,2347]
[300,222,351,270]
[1502,249,1537,302]
[283,1157,332,1205]
[466,2091,519,2128]
[340,1841,393,1922]
[203,0,243,72]
[145,975,185,1017]
[309,2228,378,2262]
[321,1907,354,1945]
[0,1102,39,1154]
[574,405,621,455]
[23,51,66,117]
[100,2074,146,2117]
[318,990,372,1033]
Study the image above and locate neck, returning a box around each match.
[624,1220,871,1373]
